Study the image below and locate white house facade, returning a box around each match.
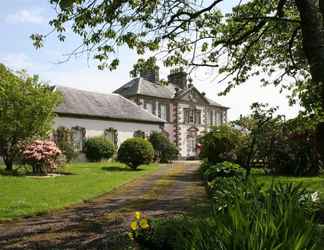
[114,68,229,159]
[53,86,164,155]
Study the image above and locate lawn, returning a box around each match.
[0,162,159,220]
[252,168,324,200]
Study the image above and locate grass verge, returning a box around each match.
[0,162,158,220]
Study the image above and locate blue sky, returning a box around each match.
[0,1,300,120]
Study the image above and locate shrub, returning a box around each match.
[199,125,243,164]
[84,136,115,162]
[201,161,242,182]
[160,142,178,163]
[22,140,62,175]
[117,137,154,169]
[57,140,78,163]
[54,127,78,163]
[148,132,178,163]
[132,178,320,250]
[269,129,321,176]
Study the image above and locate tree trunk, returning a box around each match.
[295,0,324,162]
[3,157,13,171]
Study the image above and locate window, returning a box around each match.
[144,101,154,114]
[159,103,168,121]
[216,112,222,125]
[71,126,86,152]
[134,130,145,138]
[184,109,194,124]
[104,128,118,146]
[195,110,201,125]
[209,110,214,125]
[184,109,201,125]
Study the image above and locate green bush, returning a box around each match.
[201,161,242,182]
[57,140,78,163]
[117,137,154,169]
[148,132,178,163]
[269,129,321,176]
[199,125,243,164]
[133,178,320,250]
[84,136,115,162]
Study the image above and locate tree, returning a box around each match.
[0,64,62,171]
[35,0,324,160]
[233,103,284,177]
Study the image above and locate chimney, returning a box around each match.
[140,66,159,83]
[168,68,187,89]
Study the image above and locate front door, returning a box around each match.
[187,127,198,158]
[187,137,197,158]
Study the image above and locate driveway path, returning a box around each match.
[0,161,206,250]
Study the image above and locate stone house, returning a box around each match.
[114,68,229,158]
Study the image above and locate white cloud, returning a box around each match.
[5,9,46,24]
[0,52,53,74]
[1,53,34,69]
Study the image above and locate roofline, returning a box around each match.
[127,93,229,109]
[55,112,165,125]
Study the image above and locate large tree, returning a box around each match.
[34,0,324,160]
[0,64,62,171]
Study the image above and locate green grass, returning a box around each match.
[252,168,324,200]
[0,162,158,220]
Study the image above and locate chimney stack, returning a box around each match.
[168,67,187,89]
[140,66,160,83]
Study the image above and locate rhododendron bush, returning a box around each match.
[23,140,62,175]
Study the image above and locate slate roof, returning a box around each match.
[206,97,229,109]
[114,77,175,99]
[114,77,228,109]
[55,86,164,124]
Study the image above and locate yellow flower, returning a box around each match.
[130,221,138,231]
[128,232,134,240]
[139,219,149,229]
[135,211,141,220]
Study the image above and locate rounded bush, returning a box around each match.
[117,137,154,169]
[199,125,242,164]
[84,136,115,162]
[148,132,178,163]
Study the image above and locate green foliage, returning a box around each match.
[199,125,243,164]
[148,132,178,163]
[84,136,115,162]
[117,137,154,169]
[54,127,78,163]
[0,64,62,170]
[233,103,284,175]
[201,161,243,182]
[269,119,321,176]
[134,172,320,250]
[57,140,78,163]
[234,105,322,176]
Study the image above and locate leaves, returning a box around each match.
[0,64,62,165]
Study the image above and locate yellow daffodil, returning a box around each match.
[130,221,138,231]
[135,211,141,220]
[128,232,134,240]
[139,219,149,229]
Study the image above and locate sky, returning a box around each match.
[0,0,301,121]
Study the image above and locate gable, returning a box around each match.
[177,88,209,105]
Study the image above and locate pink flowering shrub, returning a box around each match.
[23,140,62,175]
